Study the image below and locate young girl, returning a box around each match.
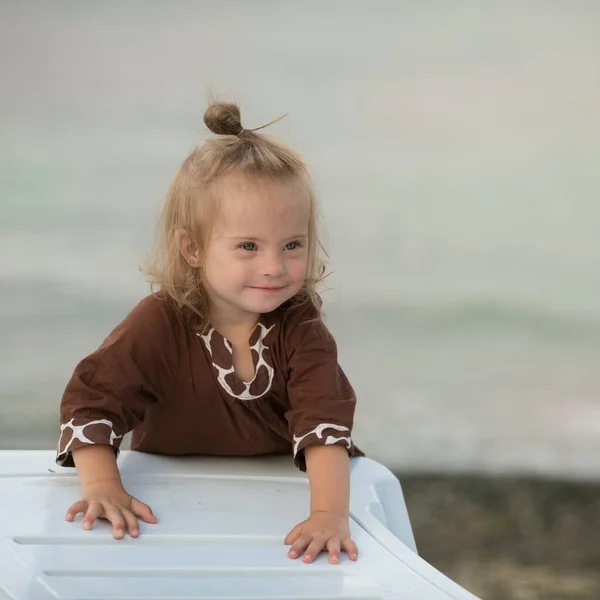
[57,101,362,565]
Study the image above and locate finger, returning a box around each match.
[121,508,140,538]
[66,500,88,522]
[131,498,157,524]
[104,506,126,540]
[342,537,359,561]
[327,538,341,565]
[284,524,302,546]
[82,502,104,531]
[303,537,327,564]
[288,534,312,559]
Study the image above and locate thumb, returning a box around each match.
[131,498,157,523]
[284,523,302,546]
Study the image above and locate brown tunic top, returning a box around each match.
[57,294,362,471]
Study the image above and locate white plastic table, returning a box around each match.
[0,451,480,599]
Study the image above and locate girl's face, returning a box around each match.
[201,173,310,324]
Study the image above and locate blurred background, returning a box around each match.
[1,2,599,598]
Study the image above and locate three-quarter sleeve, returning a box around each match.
[284,302,358,471]
[56,294,180,467]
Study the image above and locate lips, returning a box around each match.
[248,286,286,292]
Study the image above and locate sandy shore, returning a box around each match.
[399,474,600,600]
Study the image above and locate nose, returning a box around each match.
[260,251,286,278]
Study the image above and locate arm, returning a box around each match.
[58,295,178,537]
[306,444,349,516]
[283,303,360,563]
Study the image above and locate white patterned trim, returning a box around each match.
[57,417,122,464]
[198,323,275,401]
[292,422,352,456]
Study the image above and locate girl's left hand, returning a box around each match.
[285,510,358,564]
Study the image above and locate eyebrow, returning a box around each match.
[228,234,309,241]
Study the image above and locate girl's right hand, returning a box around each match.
[65,478,157,539]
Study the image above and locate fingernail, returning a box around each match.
[303,555,312,563]
[331,555,339,564]
[114,529,124,539]
[82,522,91,530]
[131,529,139,537]
[288,549,297,558]
[351,553,357,560]
[65,513,73,522]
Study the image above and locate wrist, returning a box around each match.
[73,445,121,487]
[310,508,349,518]
[80,475,123,488]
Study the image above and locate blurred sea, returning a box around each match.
[1,2,599,479]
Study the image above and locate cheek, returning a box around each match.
[203,252,233,283]
[289,256,308,280]
[223,257,252,281]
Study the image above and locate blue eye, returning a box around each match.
[285,241,300,251]
[240,242,257,251]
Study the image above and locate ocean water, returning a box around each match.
[1,2,599,479]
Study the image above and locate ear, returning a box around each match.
[176,229,202,267]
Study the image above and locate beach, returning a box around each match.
[401,474,600,599]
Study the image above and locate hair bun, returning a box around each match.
[203,102,244,136]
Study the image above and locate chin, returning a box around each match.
[251,298,288,314]
[251,293,297,314]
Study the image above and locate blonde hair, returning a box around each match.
[143,101,326,329]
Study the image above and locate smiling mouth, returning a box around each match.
[248,285,286,292]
